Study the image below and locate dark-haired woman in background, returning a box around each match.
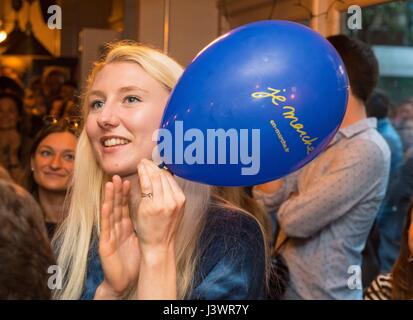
[365,204,413,299]
[26,121,78,238]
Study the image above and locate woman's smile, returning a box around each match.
[100,135,132,154]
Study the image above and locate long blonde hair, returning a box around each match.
[53,41,267,299]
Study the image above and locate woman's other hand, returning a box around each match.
[95,175,140,299]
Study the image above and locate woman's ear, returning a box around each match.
[30,157,35,171]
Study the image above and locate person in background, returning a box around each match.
[0,93,32,183]
[41,68,67,106]
[369,145,413,275]
[363,90,403,278]
[28,76,43,94]
[370,99,413,274]
[0,180,55,299]
[0,165,13,182]
[366,90,403,183]
[49,96,81,119]
[393,99,413,153]
[61,97,81,118]
[0,66,23,88]
[365,204,413,300]
[24,88,49,136]
[49,97,64,118]
[26,121,78,238]
[48,80,79,118]
[59,80,78,101]
[253,35,390,300]
[0,75,24,97]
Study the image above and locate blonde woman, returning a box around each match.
[52,41,266,300]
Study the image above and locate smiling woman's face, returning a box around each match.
[85,61,170,177]
[32,132,77,192]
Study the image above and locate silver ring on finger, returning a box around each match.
[141,192,153,199]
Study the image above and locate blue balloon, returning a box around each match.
[157,20,348,186]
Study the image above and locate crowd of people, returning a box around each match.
[0,34,412,300]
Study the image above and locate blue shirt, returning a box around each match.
[81,206,266,300]
[377,118,402,182]
[374,118,404,272]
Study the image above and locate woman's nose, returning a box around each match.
[49,155,62,170]
[96,104,120,129]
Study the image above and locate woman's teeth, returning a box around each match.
[103,138,130,147]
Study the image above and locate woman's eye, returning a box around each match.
[91,100,104,109]
[63,154,75,161]
[123,96,141,104]
[40,150,52,157]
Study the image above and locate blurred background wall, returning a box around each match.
[1,0,412,103]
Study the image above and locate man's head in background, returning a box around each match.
[327,35,379,105]
[366,89,391,120]
[395,99,413,124]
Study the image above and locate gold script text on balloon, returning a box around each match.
[251,87,318,154]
